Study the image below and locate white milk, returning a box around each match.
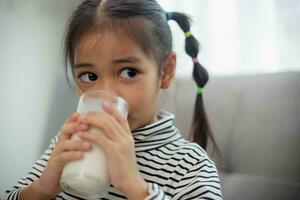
[60,91,128,199]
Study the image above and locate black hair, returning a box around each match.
[64,0,220,158]
[167,12,220,157]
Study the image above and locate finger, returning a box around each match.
[53,151,84,167]
[58,112,81,140]
[59,122,89,142]
[64,112,80,125]
[102,102,131,133]
[54,140,91,155]
[77,131,112,153]
[79,112,122,140]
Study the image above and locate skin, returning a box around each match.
[20,30,176,200]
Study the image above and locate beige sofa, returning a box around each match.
[159,72,300,199]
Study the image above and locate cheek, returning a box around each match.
[127,79,160,110]
[122,81,160,125]
[122,73,159,102]
[121,90,145,114]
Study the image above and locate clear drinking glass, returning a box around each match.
[60,90,128,199]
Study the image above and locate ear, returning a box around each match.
[160,52,176,89]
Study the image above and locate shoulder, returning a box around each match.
[167,138,216,166]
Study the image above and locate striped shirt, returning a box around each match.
[3,110,223,199]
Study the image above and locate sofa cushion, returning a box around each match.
[159,72,300,198]
[220,172,300,200]
[206,72,300,182]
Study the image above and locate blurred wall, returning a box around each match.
[0,0,80,193]
[158,0,300,77]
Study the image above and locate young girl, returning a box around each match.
[4,0,222,199]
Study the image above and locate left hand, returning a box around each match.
[77,102,148,199]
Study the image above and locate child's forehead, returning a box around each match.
[74,30,150,64]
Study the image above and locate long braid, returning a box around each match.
[166,12,220,157]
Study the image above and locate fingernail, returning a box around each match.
[83,142,91,148]
[102,101,111,108]
[75,152,83,157]
[79,113,87,121]
[78,124,88,130]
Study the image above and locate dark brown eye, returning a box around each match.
[78,72,98,83]
[120,68,138,79]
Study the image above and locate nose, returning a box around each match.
[96,78,117,94]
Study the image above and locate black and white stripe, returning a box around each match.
[3,110,223,199]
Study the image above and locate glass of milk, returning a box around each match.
[60,90,128,199]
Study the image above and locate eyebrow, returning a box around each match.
[74,57,141,69]
[74,63,93,69]
[112,57,141,64]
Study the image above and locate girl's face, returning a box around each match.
[74,31,174,131]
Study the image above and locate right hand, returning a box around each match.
[35,113,91,198]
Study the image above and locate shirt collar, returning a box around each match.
[132,110,182,152]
